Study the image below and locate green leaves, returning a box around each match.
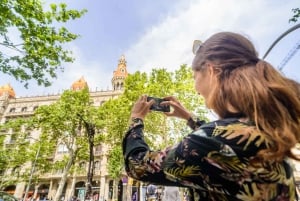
[107,146,123,179]
[0,0,87,87]
[101,65,208,177]
[0,65,209,187]
[0,88,101,187]
[289,8,300,23]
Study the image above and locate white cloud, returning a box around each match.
[2,0,299,97]
[1,43,111,97]
[48,44,112,92]
[125,0,300,81]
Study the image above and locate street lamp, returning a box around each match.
[23,138,41,201]
[77,114,95,200]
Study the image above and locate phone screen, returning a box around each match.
[147,96,170,112]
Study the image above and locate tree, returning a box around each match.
[0,0,86,87]
[290,8,300,23]
[100,65,208,199]
[0,118,54,190]
[99,65,208,199]
[32,88,103,201]
[0,89,97,198]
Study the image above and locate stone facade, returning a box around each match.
[0,55,129,201]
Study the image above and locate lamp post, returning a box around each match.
[84,121,95,201]
[23,139,41,201]
[77,114,95,200]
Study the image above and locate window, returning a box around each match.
[57,144,68,154]
[21,107,27,112]
[9,135,17,144]
[94,161,101,170]
[56,169,63,174]
[12,166,20,177]
[9,108,15,113]
[79,162,86,169]
[0,128,7,134]
[95,144,102,155]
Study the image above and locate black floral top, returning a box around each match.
[122,117,297,201]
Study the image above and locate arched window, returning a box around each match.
[21,107,27,112]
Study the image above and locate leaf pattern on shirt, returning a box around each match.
[212,123,273,150]
[165,165,203,178]
[123,118,296,200]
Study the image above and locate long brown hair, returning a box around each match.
[193,32,300,162]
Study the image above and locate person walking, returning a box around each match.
[131,191,137,201]
[146,184,157,201]
[122,31,300,200]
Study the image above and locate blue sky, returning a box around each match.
[1,0,300,97]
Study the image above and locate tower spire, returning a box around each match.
[111,55,128,91]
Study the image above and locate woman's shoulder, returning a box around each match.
[192,118,270,156]
[196,117,252,133]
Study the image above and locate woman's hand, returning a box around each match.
[161,96,191,120]
[130,95,155,120]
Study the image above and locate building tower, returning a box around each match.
[71,76,89,91]
[0,83,16,120]
[111,55,128,91]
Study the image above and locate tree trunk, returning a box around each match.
[53,149,77,201]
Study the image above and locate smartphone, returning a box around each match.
[147,96,170,112]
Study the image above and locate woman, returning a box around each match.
[122,32,300,200]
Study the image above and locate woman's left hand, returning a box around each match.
[130,95,155,120]
[161,96,191,120]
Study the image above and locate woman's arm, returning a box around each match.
[122,117,218,187]
[122,117,265,191]
[122,117,181,185]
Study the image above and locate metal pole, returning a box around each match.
[262,23,300,59]
[23,143,41,201]
[77,114,95,200]
[84,121,95,200]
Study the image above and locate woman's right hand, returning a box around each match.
[161,96,192,120]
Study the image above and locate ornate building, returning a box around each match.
[112,55,128,91]
[1,54,300,200]
[0,55,129,201]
